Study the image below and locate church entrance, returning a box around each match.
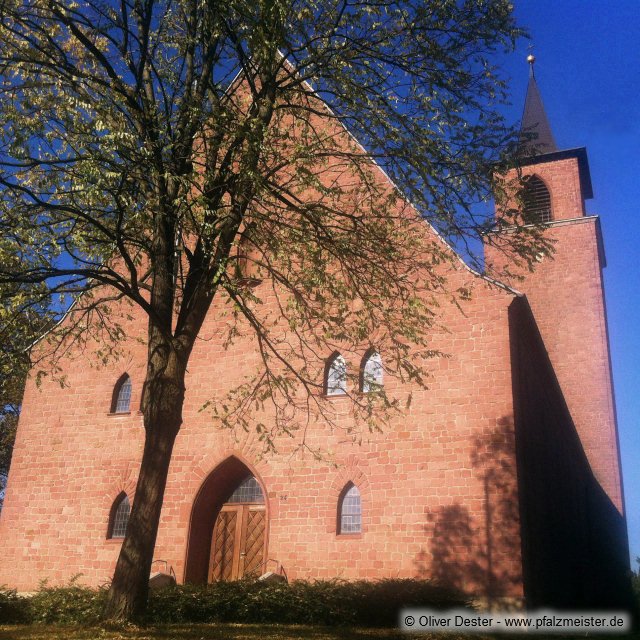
[184,458,269,584]
[209,476,266,581]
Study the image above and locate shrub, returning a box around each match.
[1,577,468,626]
[28,579,107,625]
[0,586,30,624]
[145,578,469,626]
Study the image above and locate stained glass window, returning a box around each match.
[110,494,130,538]
[338,483,361,534]
[113,375,132,413]
[227,476,264,503]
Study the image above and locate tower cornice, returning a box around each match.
[517,146,593,200]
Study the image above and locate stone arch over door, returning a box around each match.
[184,456,268,584]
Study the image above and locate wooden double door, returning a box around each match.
[209,503,266,581]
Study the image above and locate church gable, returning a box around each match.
[0,56,628,614]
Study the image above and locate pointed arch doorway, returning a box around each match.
[184,457,268,584]
[210,476,266,581]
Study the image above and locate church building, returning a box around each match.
[0,60,630,609]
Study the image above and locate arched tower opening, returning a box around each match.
[521,174,552,223]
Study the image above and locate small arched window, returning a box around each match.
[338,483,361,534]
[108,493,130,539]
[361,351,383,392]
[522,175,552,223]
[111,374,132,413]
[325,353,347,396]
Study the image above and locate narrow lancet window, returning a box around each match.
[108,493,130,539]
[111,374,132,413]
[338,483,361,534]
[325,354,347,396]
[361,351,383,392]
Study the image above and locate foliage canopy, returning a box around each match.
[0,0,540,620]
[0,241,52,507]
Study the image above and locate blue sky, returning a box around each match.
[501,1,639,566]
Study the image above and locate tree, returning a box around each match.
[0,350,24,509]
[0,0,542,620]
[0,363,24,509]
[0,241,52,508]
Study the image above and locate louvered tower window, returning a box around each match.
[522,175,552,223]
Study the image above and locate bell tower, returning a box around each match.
[487,56,624,513]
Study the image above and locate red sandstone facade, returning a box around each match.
[0,76,630,610]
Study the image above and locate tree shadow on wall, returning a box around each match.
[415,417,522,605]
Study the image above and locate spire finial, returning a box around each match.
[527,47,536,79]
[519,49,557,156]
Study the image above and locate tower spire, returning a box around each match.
[520,53,557,156]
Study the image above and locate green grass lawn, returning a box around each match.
[1,625,639,640]
[0,625,470,640]
[4,626,640,640]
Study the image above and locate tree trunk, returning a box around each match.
[103,378,183,621]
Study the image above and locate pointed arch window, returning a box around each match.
[338,483,361,534]
[111,374,132,413]
[108,493,130,539]
[361,351,383,392]
[325,353,347,396]
[522,175,552,223]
